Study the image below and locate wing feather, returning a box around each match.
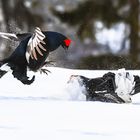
[32,48,37,60]
[35,45,43,56]
[26,27,46,63]
[41,40,46,45]
[38,43,47,51]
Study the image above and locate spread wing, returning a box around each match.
[26,27,47,63]
[0,32,18,41]
[0,32,32,41]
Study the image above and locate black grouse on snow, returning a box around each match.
[67,72,133,103]
[0,27,71,84]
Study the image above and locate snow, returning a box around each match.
[0,67,140,140]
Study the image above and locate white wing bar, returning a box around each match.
[26,27,47,63]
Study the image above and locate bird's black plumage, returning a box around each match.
[0,27,71,84]
[81,73,125,103]
[68,73,129,103]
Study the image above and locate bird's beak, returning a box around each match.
[65,46,69,50]
[62,44,68,50]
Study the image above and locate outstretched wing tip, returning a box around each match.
[0,32,18,41]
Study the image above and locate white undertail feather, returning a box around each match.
[26,27,46,63]
[115,68,135,103]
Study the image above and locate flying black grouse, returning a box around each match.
[0,27,71,84]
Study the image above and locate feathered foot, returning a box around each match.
[40,60,54,75]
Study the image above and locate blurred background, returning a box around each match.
[0,0,140,70]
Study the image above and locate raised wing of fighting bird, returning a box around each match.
[0,27,71,85]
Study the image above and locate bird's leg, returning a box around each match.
[43,60,55,67]
[39,60,55,75]
[40,68,51,75]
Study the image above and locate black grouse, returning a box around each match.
[67,72,132,103]
[0,27,71,84]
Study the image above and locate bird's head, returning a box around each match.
[62,38,71,50]
[43,31,72,51]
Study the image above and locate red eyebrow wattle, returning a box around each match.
[64,39,71,46]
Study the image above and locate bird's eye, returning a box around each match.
[64,39,71,47]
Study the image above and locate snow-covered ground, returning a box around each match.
[0,67,140,140]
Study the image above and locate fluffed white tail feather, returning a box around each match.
[115,68,135,103]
